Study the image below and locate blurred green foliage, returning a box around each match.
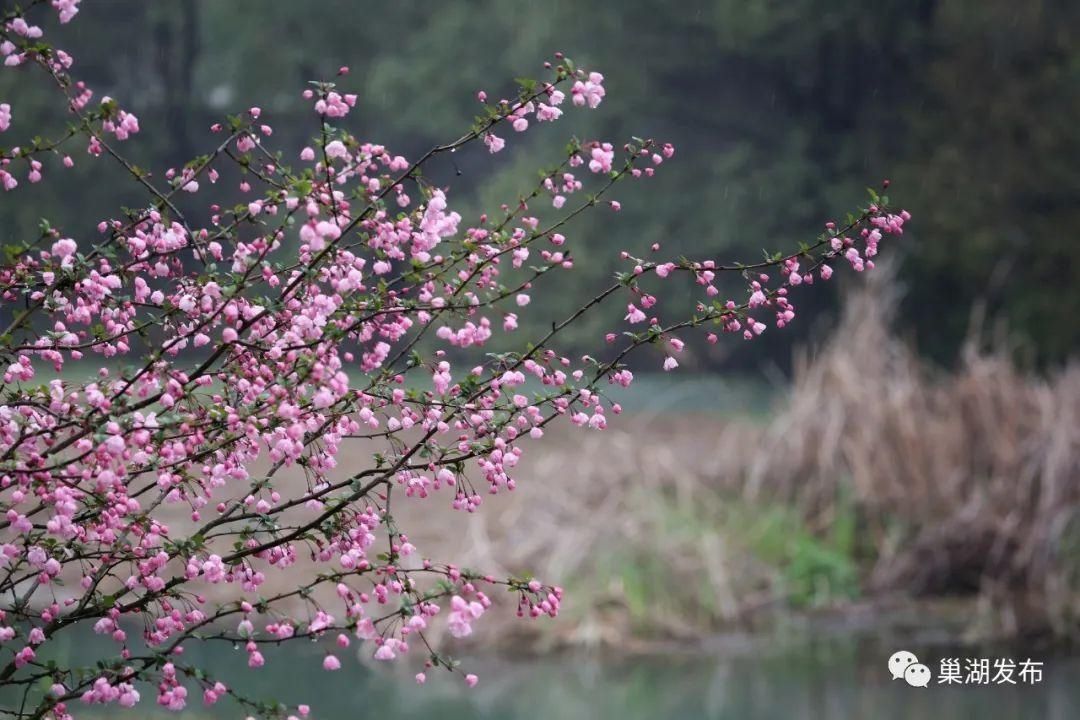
[2,0,1076,366]
[730,499,861,608]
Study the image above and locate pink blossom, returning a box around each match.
[536,103,562,122]
[655,262,676,278]
[448,595,485,638]
[52,0,81,23]
[571,72,605,108]
[625,304,647,324]
[588,144,614,174]
[325,140,348,160]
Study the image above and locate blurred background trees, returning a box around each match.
[3,0,1076,368]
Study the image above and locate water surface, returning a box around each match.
[19,625,1078,719]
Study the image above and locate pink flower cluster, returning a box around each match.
[0,6,906,718]
[447,594,487,638]
[478,72,594,154]
[624,195,909,365]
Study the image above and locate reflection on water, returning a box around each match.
[15,626,1079,719]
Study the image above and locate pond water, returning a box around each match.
[14,624,1079,719]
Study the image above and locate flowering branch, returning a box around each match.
[0,4,908,719]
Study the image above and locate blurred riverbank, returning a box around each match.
[394,280,1080,652]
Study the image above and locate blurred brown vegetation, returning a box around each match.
[425,275,1080,650]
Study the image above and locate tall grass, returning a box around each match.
[744,277,1080,638]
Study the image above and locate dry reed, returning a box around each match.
[438,275,1080,647]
